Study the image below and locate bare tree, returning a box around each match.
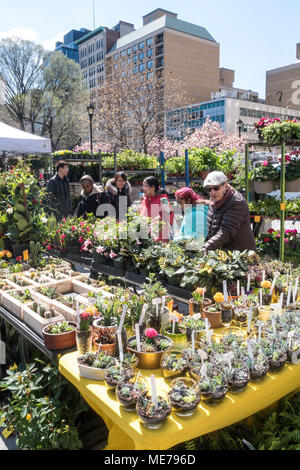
[94,68,186,153]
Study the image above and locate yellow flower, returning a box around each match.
[214,292,224,304]
[261,280,271,290]
[26,414,32,421]
[0,251,4,258]
[85,306,98,316]
[195,287,206,296]
[6,251,12,258]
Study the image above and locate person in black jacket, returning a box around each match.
[74,175,108,219]
[106,172,132,221]
[46,161,72,220]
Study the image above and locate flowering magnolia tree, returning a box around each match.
[148,117,246,158]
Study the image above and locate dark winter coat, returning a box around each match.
[46,174,72,220]
[203,190,256,252]
[106,179,132,220]
[74,185,108,219]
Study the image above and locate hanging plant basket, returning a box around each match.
[254,181,274,194]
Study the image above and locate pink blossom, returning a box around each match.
[61,234,66,240]
[145,328,158,338]
[135,239,142,245]
[284,238,289,244]
[96,246,105,254]
[78,236,84,243]
[109,251,117,259]
[262,161,268,167]
[71,225,76,232]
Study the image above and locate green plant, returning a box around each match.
[46,321,75,334]
[0,359,86,449]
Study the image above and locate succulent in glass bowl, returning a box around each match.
[168,377,201,417]
[160,352,189,378]
[136,393,172,429]
[116,374,148,411]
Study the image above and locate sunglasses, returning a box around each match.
[208,185,222,192]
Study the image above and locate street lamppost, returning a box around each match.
[87,103,95,154]
[237,119,244,138]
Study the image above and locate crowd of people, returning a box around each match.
[46,160,255,252]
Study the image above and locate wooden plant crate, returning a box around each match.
[23,302,64,337]
[1,288,35,320]
[6,274,36,290]
[22,273,61,287]
[0,281,24,304]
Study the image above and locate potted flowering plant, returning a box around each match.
[189,287,210,315]
[262,119,300,144]
[254,117,280,141]
[285,154,300,192]
[163,312,186,350]
[76,311,93,355]
[203,292,224,329]
[250,162,279,194]
[127,328,173,369]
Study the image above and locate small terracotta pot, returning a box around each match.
[43,321,77,350]
[92,337,116,356]
[202,305,222,329]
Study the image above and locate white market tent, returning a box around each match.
[0,121,51,154]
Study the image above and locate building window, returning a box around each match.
[133,55,137,63]
[133,65,137,74]
[97,63,104,73]
[114,53,119,60]
[156,45,163,56]
[139,52,144,61]
[138,41,144,50]
[147,60,153,69]
[147,71,153,80]
[121,49,126,57]
[156,33,164,44]
[133,44,137,53]
[139,63,145,72]
[147,48,153,57]
[88,44,95,54]
[121,60,126,67]
[88,56,95,65]
[146,37,153,47]
[156,57,164,68]
[127,47,131,55]
[114,64,118,70]
[89,79,96,88]
[97,75,104,85]
[127,57,131,64]
[96,51,104,61]
[96,39,103,49]
[121,71,126,78]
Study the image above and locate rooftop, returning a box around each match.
[74,26,105,45]
[108,15,216,53]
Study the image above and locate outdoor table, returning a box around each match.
[59,351,300,450]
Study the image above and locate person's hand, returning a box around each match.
[197,199,212,205]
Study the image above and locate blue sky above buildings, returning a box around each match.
[0,0,299,99]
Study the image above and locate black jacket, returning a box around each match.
[46,174,72,220]
[203,190,256,252]
[106,179,132,220]
[74,185,108,219]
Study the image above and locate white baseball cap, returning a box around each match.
[203,171,227,188]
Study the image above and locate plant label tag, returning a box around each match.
[152,298,161,316]
[287,283,292,307]
[197,350,208,363]
[200,363,207,378]
[262,270,265,282]
[23,250,29,261]
[206,329,213,345]
[270,274,278,295]
[2,426,14,439]
[223,281,228,302]
[259,288,263,307]
[172,320,176,334]
[205,318,209,334]
[247,274,251,293]
[223,351,234,368]
[76,301,80,325]
[257,321,262,342]
[161,296,166,313]
[247,341,254,362]
[271,315,276,334]
[193,313,201,320]
[138,305,147,326]
[117,331,123,361]
[247,307,253,333]
[191,330,195,354]
[237,280,240,297]
[150,375,158,409]
[288,331,295,349]
[135,324,141,352]
[118,305,127,332]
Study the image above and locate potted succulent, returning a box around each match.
[260,337,287,370]
[198,372,228,402]
[168,378,201,417]
[260,280,272,306]
[225,361,250,390]
[181,315,208,342]
[42,320,77,350]
[93,296,119,336]
[104,366,134,391]
[77,351,117,380]
[202,292,224,329]
[160,352,189,378]
[163,313,186,350]
[76,311,93,355]
[127,328,173,369]
[136,393,172,429]
[246,343,269,379]
[23,301,63,337]
[116,374,148,411]
[93,329,116,357]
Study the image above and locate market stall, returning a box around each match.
[0,121,51,155]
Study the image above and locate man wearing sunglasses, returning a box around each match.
[202,171,256,253]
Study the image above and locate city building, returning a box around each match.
[166,95,300,142]
[76,22,134,92]
[54,28,91,63]
[105,9,220,107]
[266,43,300,110]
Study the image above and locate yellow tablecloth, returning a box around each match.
[59,351,300,450]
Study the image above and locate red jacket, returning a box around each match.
[139,193,174,242]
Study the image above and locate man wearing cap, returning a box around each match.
[74,175,108,219]
[202,171,256,253]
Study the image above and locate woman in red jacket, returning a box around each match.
[139,176,174,242]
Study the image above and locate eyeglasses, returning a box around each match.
[207,185,222,192]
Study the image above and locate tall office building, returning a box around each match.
[55,29,91,63]
[105,9,220,107]
[266,43,300,110]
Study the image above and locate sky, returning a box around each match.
[0,0,300,99]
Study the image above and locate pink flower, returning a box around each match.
[268,229,275,234]
[264,238,270,243]
[135,239,142,245]
[71,225,76,232]
[285,155,291,162]
[284,238,289,244]
[109,251,117,259]
[78,236,84,243]
[285,230,291,234]
[292,229,298,236]
[46,245,52,251]
[61,234,66,240]
[96,246,105,254]
[145,328,158,339]
[62,218,66,223]
[80,222,85,227]
[276,234,280,238]
[262,161,268,167]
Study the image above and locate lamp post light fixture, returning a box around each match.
[87,103,95,154]
[237,119,244,138]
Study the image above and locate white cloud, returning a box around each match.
[0,28,38,41]
[43,32,66,51]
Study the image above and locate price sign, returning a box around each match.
[254,216,261,223]
[280,203,286,211]
[23,250,29,261]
